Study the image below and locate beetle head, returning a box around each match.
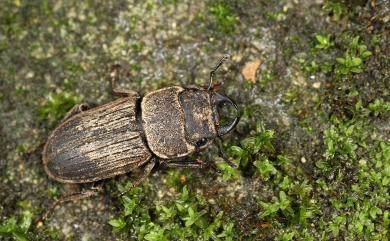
[180,88,239,150]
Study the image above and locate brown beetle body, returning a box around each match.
[38,56,240,222]
[43,86,238,183]
[43,55,240,186]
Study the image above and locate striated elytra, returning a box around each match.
[42,55,240,185]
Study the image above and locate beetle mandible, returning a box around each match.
[42,55,239,198]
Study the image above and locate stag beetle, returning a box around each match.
[40,55,239,220]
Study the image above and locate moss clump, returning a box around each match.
[209,1,239,34]
[0,201,33,241]
[36,79,80,128]
[37,91,80,128]
[109,184,237,240]
[335,36,372,76]
[214,98,389,240]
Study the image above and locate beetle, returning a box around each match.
[40,55,239,220]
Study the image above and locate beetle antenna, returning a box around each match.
[208,54,231,91]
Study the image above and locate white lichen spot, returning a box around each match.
[301,156,307,163]
[313,82,321,89]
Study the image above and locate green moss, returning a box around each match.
[230,122,275,175]
[312,103,390,239]
[322,0,348,21]
[216,161,240,181]
[226,92,389,240]
[0,201,33,241]
[265,11,287,22]
[162,0,178,5]
[314,34,333,50]
[131,42,144,54]
[299,33,372,79]
[335,36,372,76]
[283,90,299,103]
[259,71,276,90]
[37,91,80,128]
[323,117,363,161]
[209,1,239,34]
[109,185,237,240]
[368,99,390,117]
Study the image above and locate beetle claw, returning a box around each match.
[220,155,238,169]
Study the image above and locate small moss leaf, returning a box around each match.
[108,218,126,230]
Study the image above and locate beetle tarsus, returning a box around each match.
[110,64,140,98]
[161,159,206,169]
[36,184,102,225]
[219,153,238,169]
[119,158,157,196]
[22,138,46,161]
[61,103,90,122]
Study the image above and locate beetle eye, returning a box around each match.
[195,138,208,148]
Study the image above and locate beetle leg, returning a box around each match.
[161,159,206,169]
[216,137,238,168]
[110,64,140,98]
[37,184,103,225]
[61,103,90,122]
[119,157,157,196]
[218,151,238,168]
